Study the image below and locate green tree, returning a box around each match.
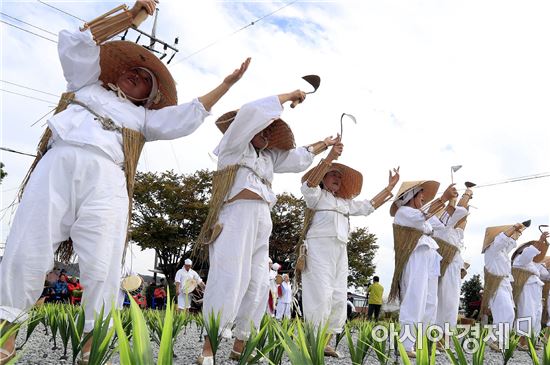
[269,193,306,271]
[347,227,378,287]
[131,169,212,283]
[461,273,483,317]
[0,162,7,184]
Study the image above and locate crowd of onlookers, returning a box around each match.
[40,268,83,305]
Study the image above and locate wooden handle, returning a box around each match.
[132,9,149,27]
[290,99,301,109]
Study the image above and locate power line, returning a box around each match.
[1,89,57,104]
[0,19,57,43]
[37,0,86,22]
[0,147,37,158]
[172,0,299,64]
[0,11,57,36]
[1,80,60,98]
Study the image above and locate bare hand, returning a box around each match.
[323,134,341,147]
[388,166,400,189]
[328,143,343,161]
[130,0,158,17]
[279,89,306,105]
[540,231,549,243]
[222,57,251,87]
[441,183,458,202]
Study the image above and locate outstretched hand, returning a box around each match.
[388,167,400,189]
[441,183,458,202]
[223,57,251,87]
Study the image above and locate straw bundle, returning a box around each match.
[435,237,459,277]
[195,164,240,259]
[293,208,316,285]
[480,268,506,315]
[511,267,535,304]
[388,224,423,303]
[542,281,550,325]
[81,5,133,45]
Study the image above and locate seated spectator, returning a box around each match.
[53,273,69,302]
[153,279,167,310]
[67,276,83,305]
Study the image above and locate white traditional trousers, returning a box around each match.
[202,200,271,340]
[302,237,348,334]
[515,282,543,336]
[275,301,291,320]
[436,256,462,329]
[399,245,440,351]
[489,280,515,344]
[0,142,128,332]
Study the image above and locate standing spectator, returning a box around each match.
[276,274,292,320]
[367,276,383,321]
[53,274,69,303]
[175,259,204,311]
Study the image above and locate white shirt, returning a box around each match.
[301,183,374,243]
[513,245,544,286]
[174,267,202,291]
[484,232,517,280]
[50,28,210,165]
[394,206,442,250]
[215,96,315,207]
[279,281,292,303]
[432,206,469,266]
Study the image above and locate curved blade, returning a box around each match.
[540,225,549,233]
[302,75,321,94]
[340,113,357,139]
[522,220,532,228]
[465,181,476,188]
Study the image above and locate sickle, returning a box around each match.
[290,75,321,108]
[340,113,357,140]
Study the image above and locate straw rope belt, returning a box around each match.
[434,237,459,278]
[480,268,507,316]
[511,267,536,305]
[388,224,424,303]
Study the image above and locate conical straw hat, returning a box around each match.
[541,256,550,268]
[511,241,538,263]
[99,41,177,110]
[482,225,513,253]
[215,110,296,151]
[389,180,440,217]
[301,162,363,200]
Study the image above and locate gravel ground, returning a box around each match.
[12,323,539,364]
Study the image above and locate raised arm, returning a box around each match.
[272,135,340,173]
[59,1,156,91]
[198,58,251,112]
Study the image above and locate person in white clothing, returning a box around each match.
[0,1,249,363]
[267,260,281,316]
[434,186,474,336]
[389,180,457,358]
[275,274,292,320]
[299,142,399,357]
[197,91,339,364]
[481,221,530,352]
[511,232,549,349]
[175,259,205,311]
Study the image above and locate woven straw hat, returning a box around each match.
[511,240,539,263]
[482,223,529,253]
[541,256,550,268]
[215,110,296,151]
[301,162,363,200]
[389,180,440,217]
[99,41,177,110]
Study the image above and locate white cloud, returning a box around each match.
[2,0,550,296]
